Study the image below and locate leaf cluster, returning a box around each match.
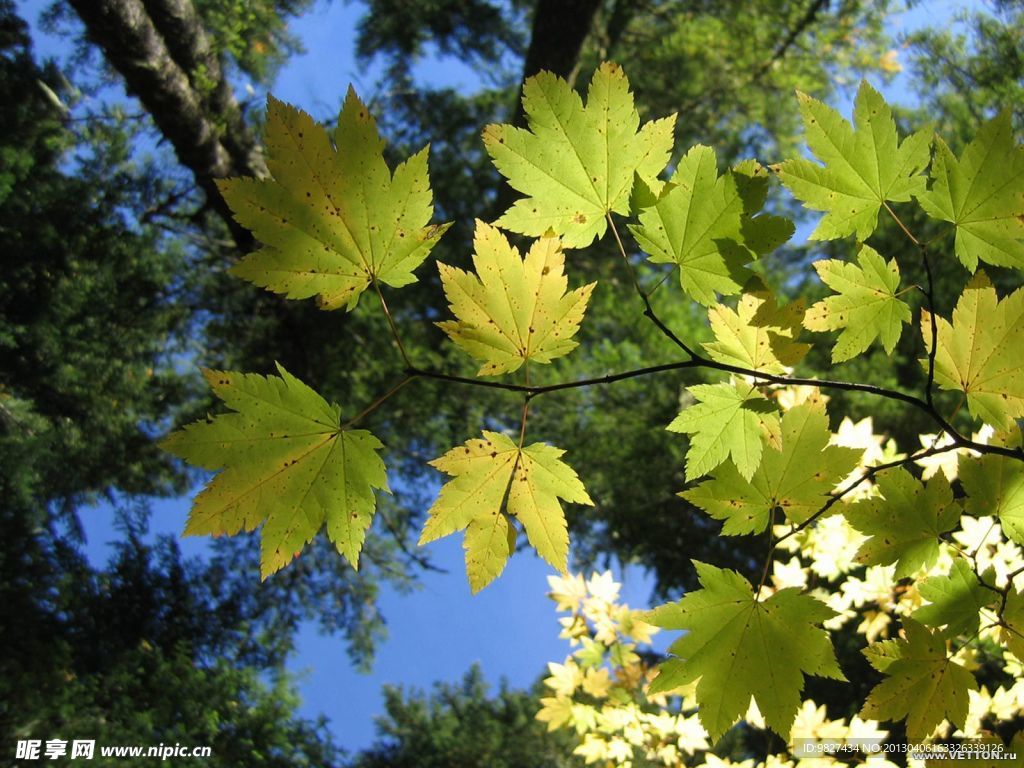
[164,61,1024,743]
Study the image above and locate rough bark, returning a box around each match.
[141,0,266,177]
[67,0,254,249]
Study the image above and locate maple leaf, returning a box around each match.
[1001,588,1024,660]
[218,89,450,310]
[419,432,592,592]
[959,451,1024,546]
[803,245,911,362]
[161,364,388,578]
[436,221,595,376]
[776,81,931,240]
[911,557,996,638]
[629,148,793,305]
[536,696,574,731]
[644,561,843,742]
[862,638,903,673]
[861,618,977,740]
[682,402,861,535]
[846,468,960,579]
[702,278,810,375]
[483,62,675,248]
[921,271,1024,429]
[916,112,1024,271]
[667,381,781,481]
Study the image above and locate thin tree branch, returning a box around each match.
[403,360,1023,461]
[751,0,830,83]
[772,441,962,556]
[67,0,259,250]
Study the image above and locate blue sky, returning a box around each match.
[15,0,974,755]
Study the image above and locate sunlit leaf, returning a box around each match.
[777,81,930,240]
[803,244,911,362]
[483,62,675,248]
[437,221,594,376]
[161,365,387,578]
[219,89,450,309]
[916,112,1024,271]
[645,561,842,742]
[419,432,592,592]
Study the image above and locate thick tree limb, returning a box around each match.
[141,0,266,177]
[67,0,254,249]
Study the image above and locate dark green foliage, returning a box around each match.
[0,504,343,766]
[0,0,189,514]
[193,0,316,81]
[345,666,579,768]
[356,0,525,83]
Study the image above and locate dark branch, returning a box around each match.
[141,0,266,177]
[752,0,830,82]
[513,0,602,125]
[68,0,257,250]
[404,360,1024,462]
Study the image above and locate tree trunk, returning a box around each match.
[512,0,603,126]
[141,0,266,177]
[67,0,258,250]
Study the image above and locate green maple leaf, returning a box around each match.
[629,148,793,305]
[1001,588,1024,660]
[667,381,780,482]
[803,244,911,362]
[218,89,450,310]
[916,112,1024,271]
[846,468,960,579]
[921,271,1024,429]
[911,557,996,638]
[483,62,675,248]
[777,81,931,241]
[436,221,595,376]
[644,561,843,742]
[161,364,388,578]
[702,279,810,375]
[861,618,977,740]
[959,451,1024,546]
[419,432,592,593]
[863,638,903,673]
[682,402,861,535]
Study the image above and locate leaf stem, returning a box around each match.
[519,364,531,450]
[756,520,777,600]
[373,279,413,367]
[342,375,417,429]
[883,202,939,407]
[883,201,922,248]
[606,211,647,301]
[605,212,699,358]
